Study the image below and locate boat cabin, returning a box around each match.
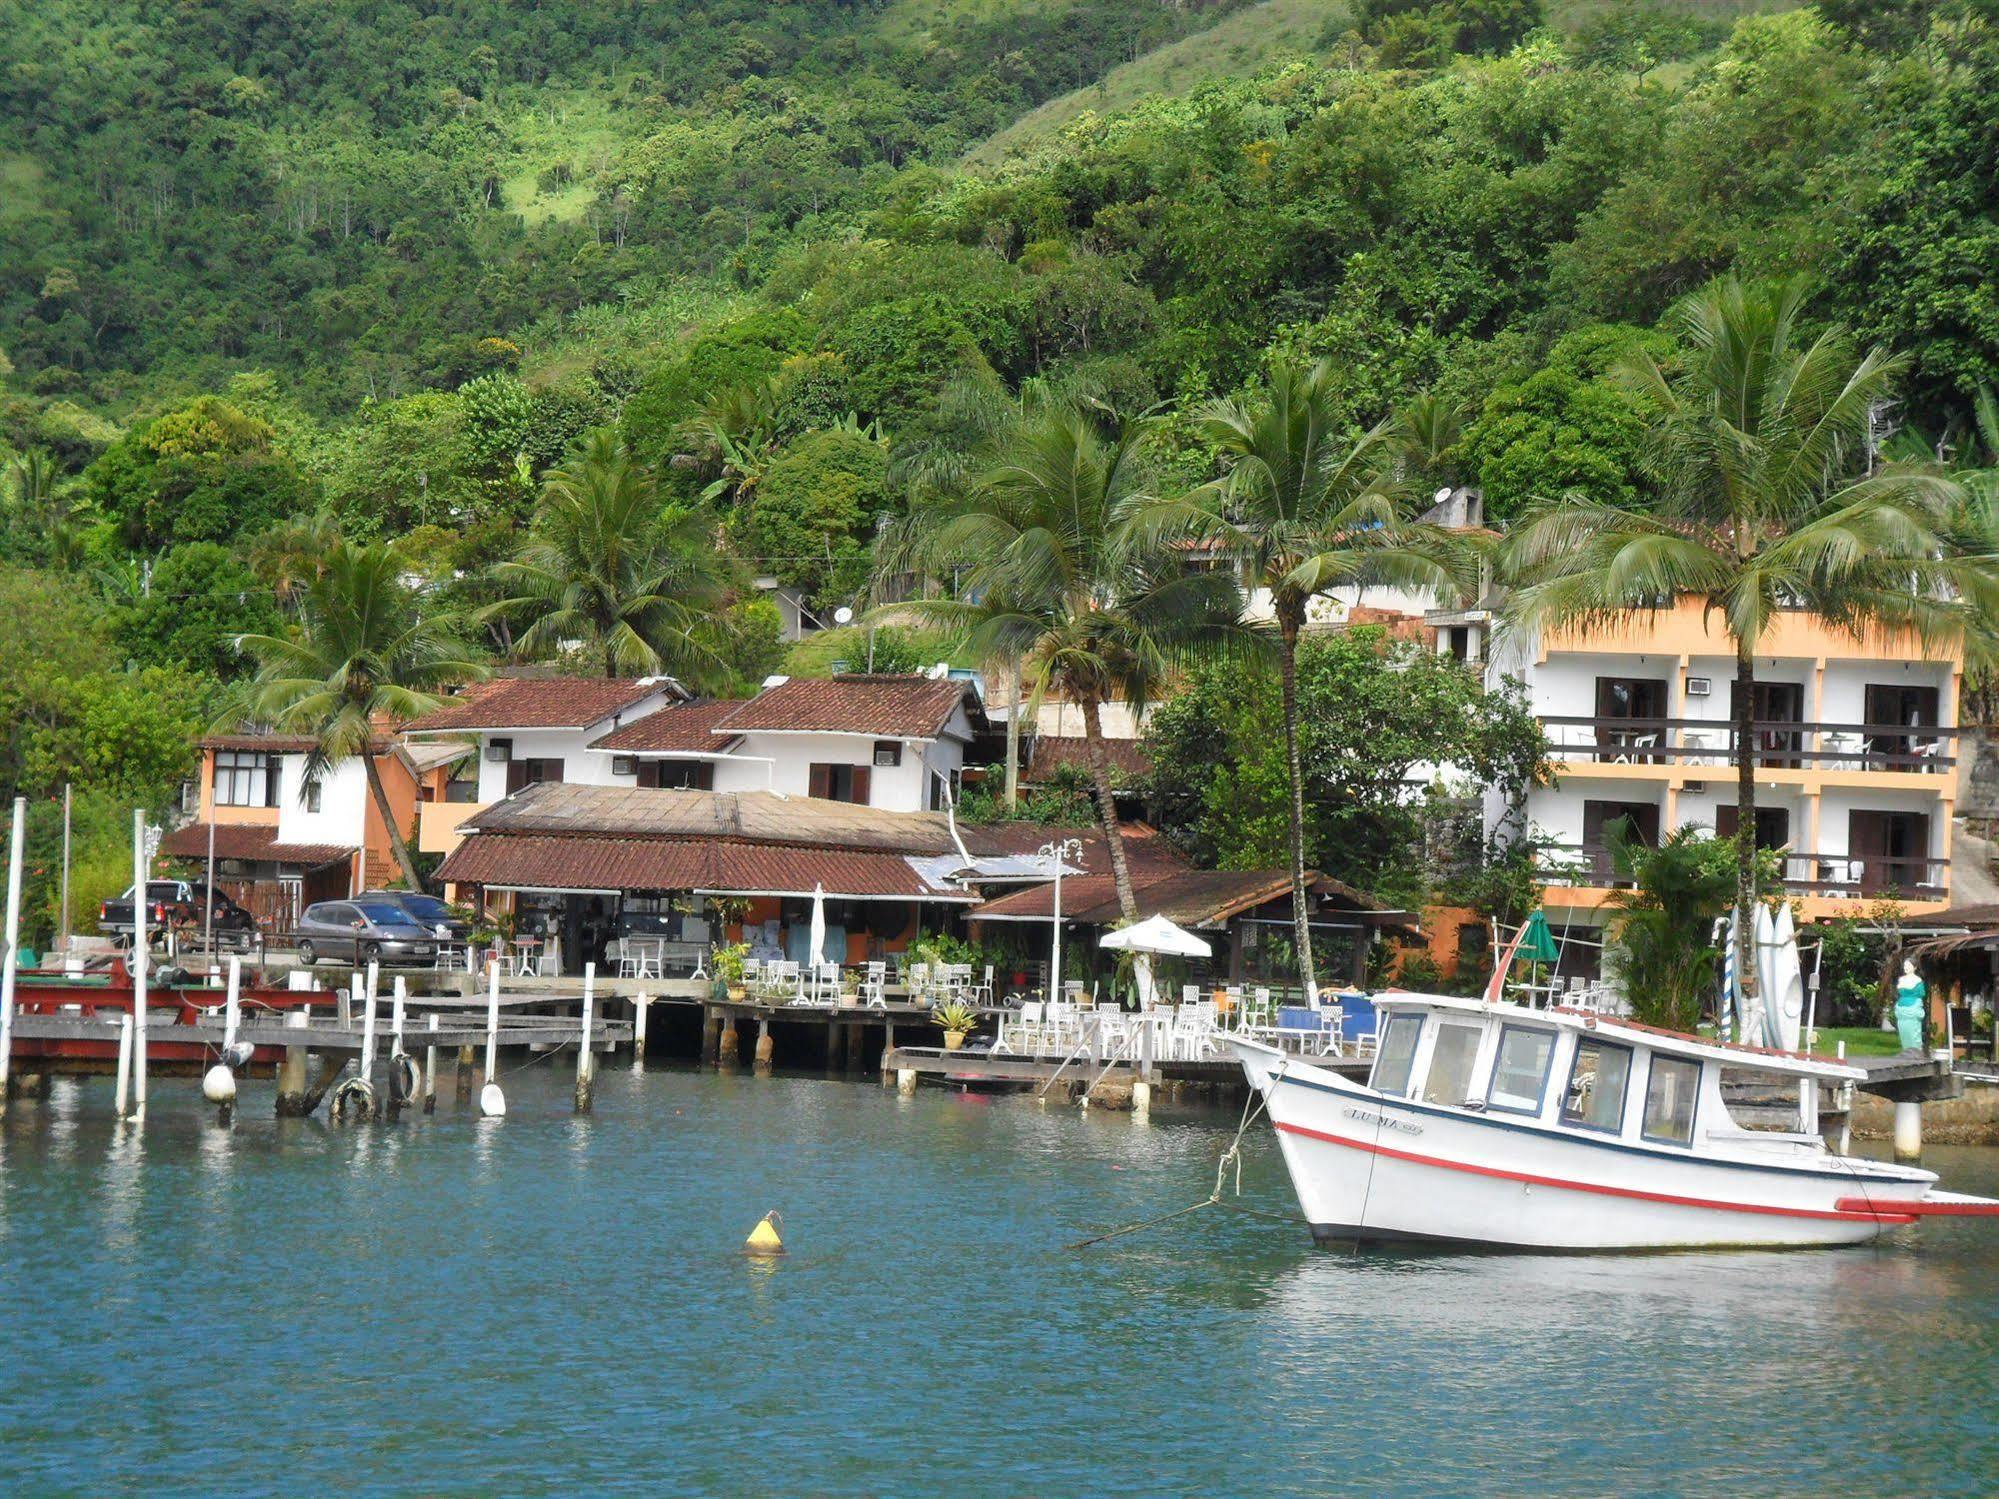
[1363,994,1861,1157]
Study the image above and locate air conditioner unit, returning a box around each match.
[611,754,638,777]
[874,739,902,768]
[1684,780,1707,794]
[1685,676,1712,697]
[485,737,512,762]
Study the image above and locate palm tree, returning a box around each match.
[1500,276,1988,1015]
[488,429,734,687]
[245,513,343,616]
[1193,361,1476,999]
[896,408,1245,917]
[9,448,85,569]
[238,541,486,893]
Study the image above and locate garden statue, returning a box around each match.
[1894,958,1927,1054]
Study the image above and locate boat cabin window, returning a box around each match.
[1420,1021,1484,1106]
[1560,1038,1633,1134]
[1487,1026,1556,1114]
[1641,1055,1700,1146]
[1371,1015,1424,1096]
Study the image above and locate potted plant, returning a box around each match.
[838,971,860,1009]
[933,998,978,1051]
[713,942,750,1001]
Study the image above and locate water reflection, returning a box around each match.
[1,1074,1995,1497]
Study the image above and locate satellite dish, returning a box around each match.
[833,606,854,625]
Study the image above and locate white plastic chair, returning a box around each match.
[861,960,887,1009]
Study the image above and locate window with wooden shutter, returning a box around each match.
[809,764,832,799]
[851,765,871,805]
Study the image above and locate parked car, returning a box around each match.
[353,890,470,944]
[99,880,257,949]
[293,899,440,967]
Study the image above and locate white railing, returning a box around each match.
[988,992,1376,1065]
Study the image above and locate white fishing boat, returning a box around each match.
[1233,992,1999,1251]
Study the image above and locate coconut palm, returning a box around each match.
[237,541,486,893]
[1193,360,1478,998]
[487,429,734,687]
[245,512,343,616]
[1500,276,1989,1013]
[897,407,1246,917]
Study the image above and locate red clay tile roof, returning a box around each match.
[715,675,981,738]
[434,836,973,901]
[201,733,321,753]
[159,823,354,868]
[969,866,1388,926]
[590,700,749,753]
[1024,735,1151,783]
[405,676,677,732]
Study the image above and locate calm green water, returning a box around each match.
[3,1065,1998,1496]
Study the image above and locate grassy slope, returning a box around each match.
[967,0,1340,165]
[966,0,1785,165]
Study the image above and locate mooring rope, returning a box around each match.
[1067,1063,1302,1249]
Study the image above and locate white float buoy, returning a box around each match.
[479,1081,507,1117]
[202,1062,236,1103]
[479,962,505,1117]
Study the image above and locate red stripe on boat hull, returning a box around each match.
[1835,1195,1999,1218]
[1275,1121,1916,1225]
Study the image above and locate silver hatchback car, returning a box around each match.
[295,898,440,967]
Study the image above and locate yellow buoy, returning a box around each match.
[743,1210,785,1256]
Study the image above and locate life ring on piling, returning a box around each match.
[331,1076,375,1121]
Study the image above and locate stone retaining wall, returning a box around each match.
[1850,1083,1999,1145]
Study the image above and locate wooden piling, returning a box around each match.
[423,1014,439,1115]
[700,1006,721,1066]
[843,1020,864,1073]
[753,1017,773,1075]
[632,992,649,1069]
[717,1014,740,1069]
[275,1011,309,1116]
[575,962,596,1113]
[456,1044,475,1104]
[0,796,23,1118]
[824,1018,841,1071]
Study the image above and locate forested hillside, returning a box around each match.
[3,0,1998,932]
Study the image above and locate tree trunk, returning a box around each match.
[1004,657,1022,813]
[1278,616,1318,1002]
[1080,696,1138,921]
[363,752,427,894]
[1732,644,1759,1021]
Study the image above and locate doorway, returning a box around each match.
[1594,677,1668,763]
[1581,800,1661,884]
[1734,680,1804,767]
[1847,810,1933,894]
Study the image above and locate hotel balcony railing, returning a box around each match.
[1540,717,1957,773]
[1540,844,1947,897]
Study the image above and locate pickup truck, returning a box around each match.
[99,880,258,949]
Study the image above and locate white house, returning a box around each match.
[590,674,990,814]
[403,675,688,855]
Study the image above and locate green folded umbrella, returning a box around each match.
[1517,909,1560,967]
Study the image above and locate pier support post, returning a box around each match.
[632,992,649,1070]
[717,1013,739,1069]
[575,963,596,1114]
[897,1067,917,1097]
[843,1021,864,1073]
[753,1017,773,1075]
[275,1010,309,1116]
[456,1045,475,1105]
[423,1014,439,1115]
[701,1006,721,1066]
[1133,1080,1151,1119]
[1894,1099,1923,1163]
[824,1018,841,1071]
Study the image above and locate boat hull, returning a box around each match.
[1234,1042,1930,1251]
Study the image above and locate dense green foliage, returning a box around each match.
[1142,629,1548,904]
[6,1,1999,941]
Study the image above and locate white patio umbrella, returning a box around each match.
[1099,914,1213,957]
[1100,915,1212,1008]
[807,883,828,967]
